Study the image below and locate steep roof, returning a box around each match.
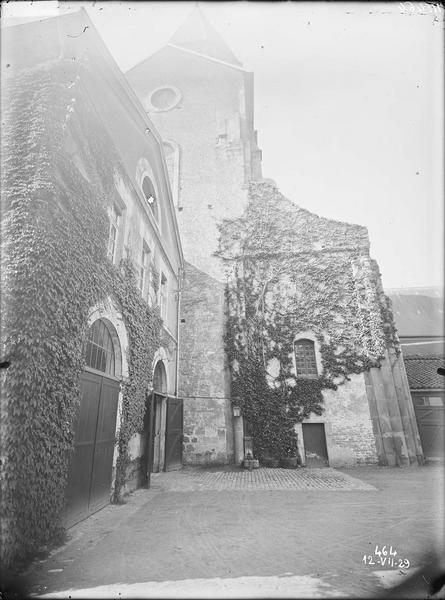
[168,4,242,67]
[404,355,445,390]
[386,287,444,338]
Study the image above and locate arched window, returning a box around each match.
[153,360,167,394]
[85,319,116,376]
[142,176,158,221]
[294,339,318,377]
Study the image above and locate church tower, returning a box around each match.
[127,4,262,279]
[127,5,262,464]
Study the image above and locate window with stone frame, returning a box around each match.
[107,204,121,263]
[138,241,152,300]
[141,176,159,222]
[294,338,318,377]
[160,272,168,321]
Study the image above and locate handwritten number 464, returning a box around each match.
[375,545,397,558]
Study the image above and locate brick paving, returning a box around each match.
[151,466,377,491]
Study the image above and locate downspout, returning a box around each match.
[175,265,183,397]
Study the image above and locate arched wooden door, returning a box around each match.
[64,319,121,527]
[144,361,183,473]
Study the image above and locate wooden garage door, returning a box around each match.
[64,371,120,527]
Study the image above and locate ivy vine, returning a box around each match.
[216,181,399,460]
[1,59,161,569]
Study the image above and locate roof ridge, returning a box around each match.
[168,4,242,67]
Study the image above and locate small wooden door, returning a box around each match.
[165,397,183,471]
[302,423,329,467]
[65,371,119,527]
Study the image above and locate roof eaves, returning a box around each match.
[78,10,184,267]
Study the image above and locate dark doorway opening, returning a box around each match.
[302,423,329,467]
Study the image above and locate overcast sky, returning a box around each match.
[3,1,444,290]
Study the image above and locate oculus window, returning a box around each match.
[147,86,182,112]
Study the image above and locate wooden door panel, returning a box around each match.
[65,373,120,526]
[165,397,183,472]
[140,392,153,487]
[64,372,101,527]
[303,423,329,467]
[414,406,444,458]
[89,378,120,511]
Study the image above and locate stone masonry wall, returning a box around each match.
[127,48,253,281]
[323,373,378,466]
[183,397,232,465]
[179,262,234,464]
[297,373,378,467]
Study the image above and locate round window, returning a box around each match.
[147,86,182,112]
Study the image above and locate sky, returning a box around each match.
[2,1,444,290]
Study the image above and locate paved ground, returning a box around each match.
[15,464,445,598]
[149,466,377,491]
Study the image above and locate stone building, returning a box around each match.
[127,5,423,468]
[127,5,262,465]
[1,9,183,565]
[217,181,424,468]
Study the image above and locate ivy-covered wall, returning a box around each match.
[0,59,163,568]
[216,180,404,462]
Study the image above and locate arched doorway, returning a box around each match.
[65,318,122,527]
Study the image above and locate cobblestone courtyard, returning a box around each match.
[150,466,377,491]
[16,465,444,598]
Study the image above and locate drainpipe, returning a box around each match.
[174,266,183,398]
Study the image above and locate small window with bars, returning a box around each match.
[85,319,116,376]
[294,339,318,377]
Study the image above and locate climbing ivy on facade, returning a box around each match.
[216,181,400,460]
[1,60,161,568]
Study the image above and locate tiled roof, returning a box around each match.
[404,355,445,390]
